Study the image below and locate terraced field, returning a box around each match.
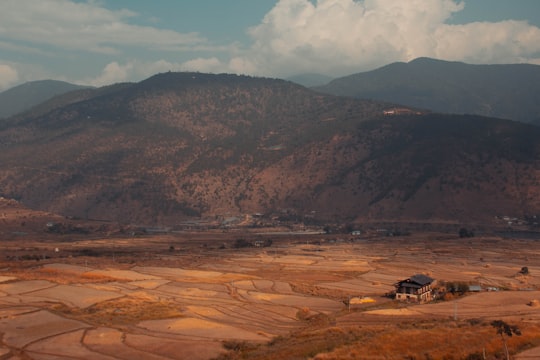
[1,232,540,359]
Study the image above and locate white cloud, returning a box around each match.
[0,64,19,91]
[434,20,540,64]
[0,0,207,54]
[87,60,186,86]
[5,0,539,86]
[75,0,540,84]
[236,0,540,77]
[88,61,134,86]
[181,58,224,73]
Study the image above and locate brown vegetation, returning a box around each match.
[1,73,540,226]
[216,320,540,360]
[8,267,124,284]
[50,297,184,326]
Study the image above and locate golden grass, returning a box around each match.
[8,267,126,284]
[318,322,540,359]
[50,296,184,326]
[215,320,540,360]
[290,281,361,300]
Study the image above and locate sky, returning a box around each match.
[1,0,540,91]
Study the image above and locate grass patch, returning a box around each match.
[214,320,540,360]
[214,326,367,360]
[7,267,127,284]
[50,296,184,326]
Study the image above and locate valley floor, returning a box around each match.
[1,232,540,359]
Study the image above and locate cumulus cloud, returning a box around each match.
[5,0,539,86]
[74,0,540,84]
[88,62,134,86]
[236,0,540,77]
[434,20,540,64]
[181,57,224,73]
[0,0,207,54]
[0,64,19,91]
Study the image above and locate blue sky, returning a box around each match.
[1,0,539,90]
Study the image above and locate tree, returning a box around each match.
[491,320,521,360]
[459,227,475,238]
[446,281,469,295]
[233,238,252,248]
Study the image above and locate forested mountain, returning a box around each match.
[1,72,539,225]
[314,58,540,124]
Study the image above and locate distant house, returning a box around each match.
[383,107,418,116]
[394,274,434,303]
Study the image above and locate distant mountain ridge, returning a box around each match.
[0,71,539,226]
[286,73,334,87]
[0,80,92,119]
[314,57,540,124]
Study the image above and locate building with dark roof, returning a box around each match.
[394,274,434,303]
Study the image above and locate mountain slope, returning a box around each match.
[0,72,539,225]
[0,73,386,224]
[314,58,540,124]
[0,80,92,119]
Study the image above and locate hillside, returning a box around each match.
[0,72,539,226]
[314,58,540,124]
[0,80,92,119]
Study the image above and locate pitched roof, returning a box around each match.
[409,274,434,285]
[395,274,434,288]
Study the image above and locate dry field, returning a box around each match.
[1,229,540,359]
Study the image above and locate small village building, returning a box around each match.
[383,107,418,116]
[394,274,434,303]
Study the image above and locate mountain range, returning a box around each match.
[0,80,91,119]
[314,57,540,125]
[1,67,539,227]
[3,57,539,124]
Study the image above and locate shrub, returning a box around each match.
[459,228,475,238]
[233,238,252,248]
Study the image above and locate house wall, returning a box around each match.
[395,285,432,302]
